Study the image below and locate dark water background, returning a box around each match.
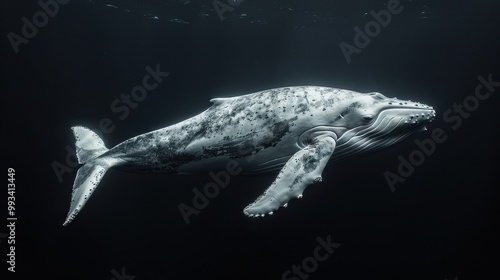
[2,0,500,279]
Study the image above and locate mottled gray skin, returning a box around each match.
[107,86,333,174]
[106,86,432,174]
[64,86,435,225]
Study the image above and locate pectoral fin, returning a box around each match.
[243,136,336,217]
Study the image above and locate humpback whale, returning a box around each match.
[63,86,435,225]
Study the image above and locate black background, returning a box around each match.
[2,0,499,279]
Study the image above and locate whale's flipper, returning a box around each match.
[243,136,336,217]
[63,127,118,226]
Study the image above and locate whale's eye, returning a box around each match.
[362,115,373,122]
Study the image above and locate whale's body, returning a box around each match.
[64,86,435,225]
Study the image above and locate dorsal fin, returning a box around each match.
[209,97,236,105]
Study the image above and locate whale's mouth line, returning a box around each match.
[332,108,435,160]
[343,108,434,139]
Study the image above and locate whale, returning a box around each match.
[63,86,435,225]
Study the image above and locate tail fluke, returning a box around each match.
[72,126,108,164]
[63,127,117,226]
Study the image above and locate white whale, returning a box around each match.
[64,86,435,225]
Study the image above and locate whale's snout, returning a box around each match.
[401,108,436,124]
[370,92,436,129]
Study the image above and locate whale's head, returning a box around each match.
[330,91,436,158]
